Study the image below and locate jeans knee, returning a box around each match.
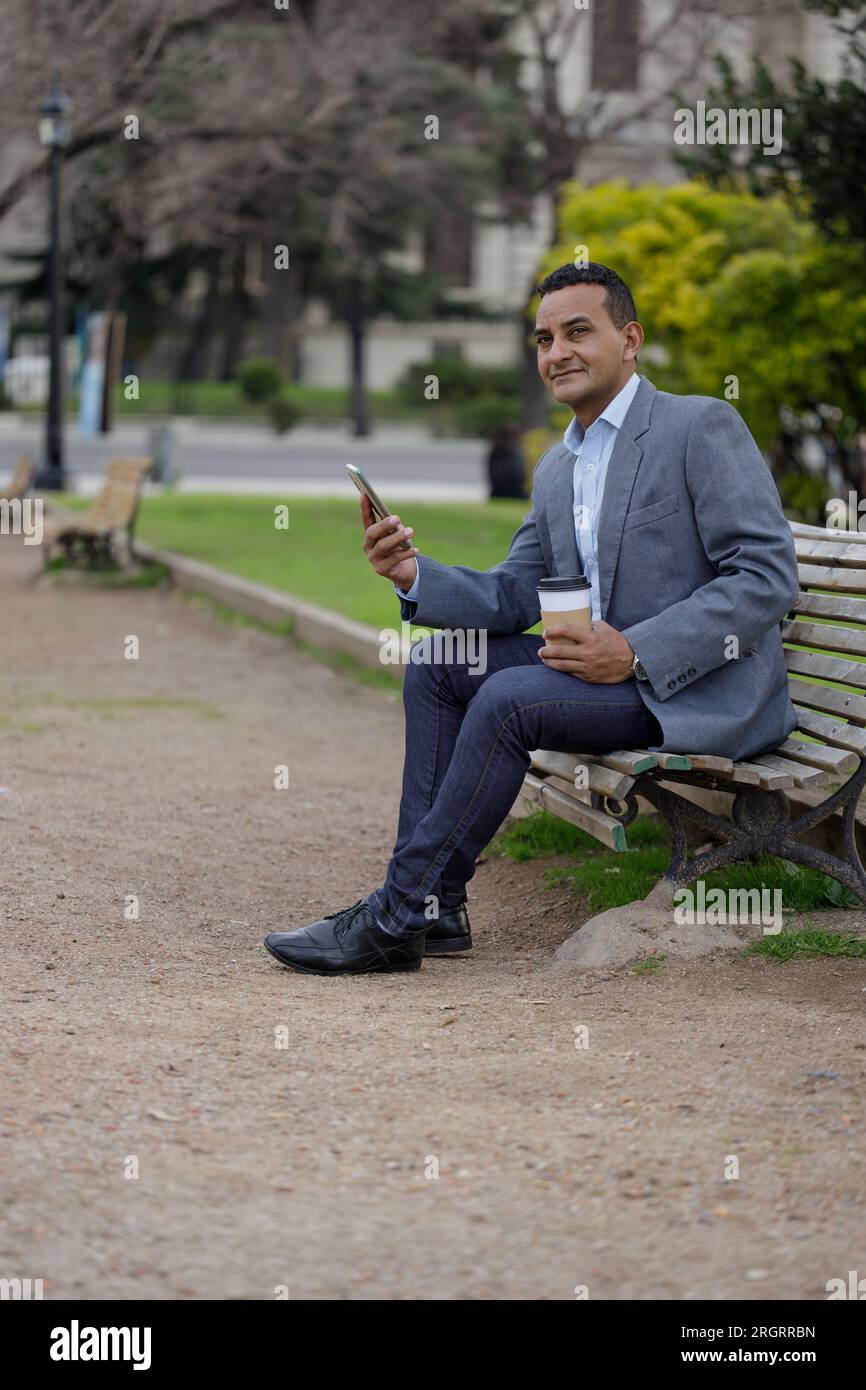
[463,669,521,729]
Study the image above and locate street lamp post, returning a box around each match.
[33,78,72,492]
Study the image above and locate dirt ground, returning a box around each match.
[1,536,864,1302]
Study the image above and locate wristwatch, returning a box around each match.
[632,653,649,682]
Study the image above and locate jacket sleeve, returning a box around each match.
[393,556,421,603]
[397,497,550,634]
[621,399,800,702]
[400,505,547,636]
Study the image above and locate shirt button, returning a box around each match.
[687,667,696,676]
[667,680,676,691]
[678,674,687,683]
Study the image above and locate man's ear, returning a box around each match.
[623,321,644,362]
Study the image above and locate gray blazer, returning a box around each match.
[398,376,801,760]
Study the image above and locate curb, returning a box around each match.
[133,540,402,681]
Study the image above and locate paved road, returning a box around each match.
[0,415,489,498]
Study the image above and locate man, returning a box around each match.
[265,262,800,977]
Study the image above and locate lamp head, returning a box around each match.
[39,79,73,149]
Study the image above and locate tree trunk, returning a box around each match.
[261,198,301,377]
[346,274,370,437]
[218,244,248,381]
[177,256,221,383]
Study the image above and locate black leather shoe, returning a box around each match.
[425,903,473,955]
[264,899,425,976]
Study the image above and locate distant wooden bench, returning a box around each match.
[521,519,866,906]
[43,456,152,568]
[0,454,33,503]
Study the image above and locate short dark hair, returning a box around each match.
[535,262,637,330]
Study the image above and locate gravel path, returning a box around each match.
[1,537,864,1301]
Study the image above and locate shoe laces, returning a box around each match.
[324,899,367,938]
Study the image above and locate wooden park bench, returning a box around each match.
[521,520,866,906]
[0,454,34,503]
[42,456,152,568]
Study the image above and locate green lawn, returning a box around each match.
[126,494,535,632]
[493,810,862,918]
[113,381,424,422]
[14,381,426,423]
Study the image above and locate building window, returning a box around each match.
[591,0,641,92]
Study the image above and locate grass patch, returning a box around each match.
[21,381,427,423]
[493,810,864,916]
[630,955,667,975]
[184,591,295,639]
[63,494,537,634]
[492,809,668,863]
[114,381,428,422]
[63,696,225,720]
[744,928,866,961]
[181,591,401,695]
[0,714,47,735]
[44,558,171,588]
[295,639,403,696]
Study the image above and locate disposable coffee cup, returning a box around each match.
[537,575,592,631]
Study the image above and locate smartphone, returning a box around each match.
[346,463,412,551]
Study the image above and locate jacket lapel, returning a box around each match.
[596,376,656,620]
[545,444,582,576]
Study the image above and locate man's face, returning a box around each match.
[534,283,636,409]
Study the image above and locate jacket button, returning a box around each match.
[667,680,676,690]
[687,667,696,676]
[678,674,687,683]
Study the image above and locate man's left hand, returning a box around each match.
[539,620,635,684]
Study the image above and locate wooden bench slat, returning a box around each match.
[782,619,866,658]
[676,752,735,774]
[790,522,866,543]
[793,705,866,756]
[751,753,829,788]
[0,454,33,503]
[794,539,866,569]
[576,750,658,775]
[790,590,866,624]
[678,759,760,784]
[796,563,866,593]
[788,677,866,723]
[657,761,792,790]
[775,736,858,777]
[631,749,691,770]
[719,761,794,790]
[529,750,634,802]
[521,773,628,850]
[785,648,866,692]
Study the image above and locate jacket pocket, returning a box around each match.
[623,493,680,531]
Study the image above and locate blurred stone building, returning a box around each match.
[296,0,847,390]
[0,0,849,394]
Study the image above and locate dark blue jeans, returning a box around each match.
[366,632,663,935]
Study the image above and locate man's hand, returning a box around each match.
[359,495,419,589]
[539,620,635,684]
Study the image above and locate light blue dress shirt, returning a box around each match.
[394,372,642,620]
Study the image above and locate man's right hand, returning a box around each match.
[360,495,419,589]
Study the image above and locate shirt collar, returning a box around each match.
[562,372,641,454]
